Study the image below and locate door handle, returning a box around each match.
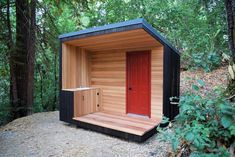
[128,87,132,90]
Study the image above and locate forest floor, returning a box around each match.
[0,66,228,157]
[180,66,228,95]
[0,111,170,157]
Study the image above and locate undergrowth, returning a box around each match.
[158,80,235,157]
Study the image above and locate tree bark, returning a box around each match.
[224,0,235,62]
[11,0,36,118]
[15,0,30,118]
[27,0,36,115]
[53,51,57,110]
[6,0,18,120]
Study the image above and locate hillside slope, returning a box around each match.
[0,67,228,157]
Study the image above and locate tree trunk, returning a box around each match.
[53,50,57,110]
[225,0,235,99]
[11,0,36,118]
[6,0,18,120]
[224,0,235,62]
[27,0,36,115]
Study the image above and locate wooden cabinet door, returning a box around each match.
[74,91,83,117]
[83,90,92,115]
[74,89,102,117]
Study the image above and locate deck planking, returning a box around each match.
[73,112,161,136]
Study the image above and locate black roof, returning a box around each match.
[59,18,179,55]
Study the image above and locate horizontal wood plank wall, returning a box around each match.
[62,44,163,118]
[90,47,163,119]
[151,47,163,119]
[62,43,90,89]
[90,50,126,114]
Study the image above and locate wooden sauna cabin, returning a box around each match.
[59,18,180,142]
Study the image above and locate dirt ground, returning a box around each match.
[0,111,170,157]
[0,66,228,157]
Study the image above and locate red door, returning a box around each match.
[127,51,150,117]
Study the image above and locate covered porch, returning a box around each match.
[59,19,169,142]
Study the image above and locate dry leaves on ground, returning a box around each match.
[180,66,228,96]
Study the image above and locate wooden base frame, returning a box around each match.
[76,121,158,143]
[72,111,160,142]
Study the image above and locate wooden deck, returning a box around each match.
[73,112,161,139]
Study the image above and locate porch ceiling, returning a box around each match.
[64,29,162,51]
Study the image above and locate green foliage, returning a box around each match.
[33,0,92,113]
[34,47,58,112]
[0,0,91,124]
[86,0,228,71]
[0,44,11,125]
[158,82,235,156]
[191,52,221,72]
[0,0,230,124]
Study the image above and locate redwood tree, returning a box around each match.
[224,0,235,99]
[224,0,235,62]
[10,0,36,118]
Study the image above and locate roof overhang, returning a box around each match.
[59,18,179,54]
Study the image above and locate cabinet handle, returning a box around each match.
[82,95,84,101]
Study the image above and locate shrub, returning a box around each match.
[158,81,235,156]
[190,52,221,72]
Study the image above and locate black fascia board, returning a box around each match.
[59,18,144,40]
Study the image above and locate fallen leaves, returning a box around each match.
[180,66,228,96]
